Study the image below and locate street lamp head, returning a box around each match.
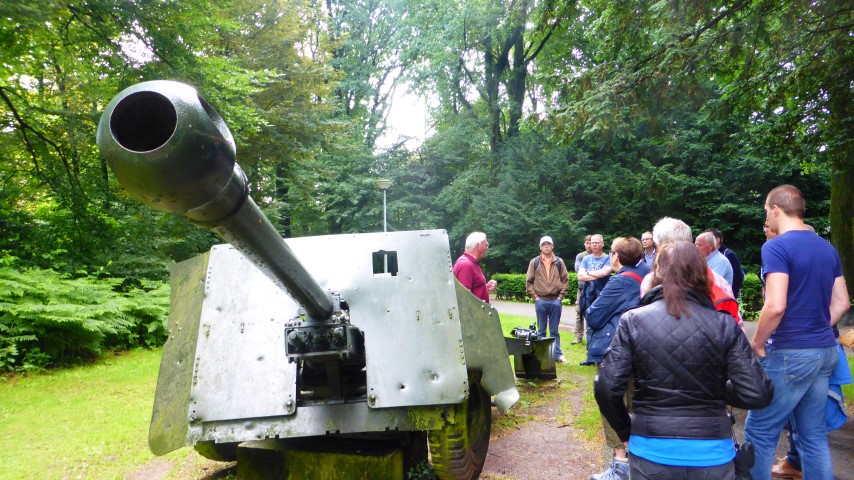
[376,179,392,232]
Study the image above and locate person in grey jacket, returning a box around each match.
[595,241,772,480]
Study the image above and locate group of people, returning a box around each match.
[452,185,850,480]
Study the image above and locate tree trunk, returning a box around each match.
[506,27,525,139]
[826,34,853,302]
[275,162,292,238]
[483,34,503,151]
[830,168,853,301]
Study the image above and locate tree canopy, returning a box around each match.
[1,0,850,294]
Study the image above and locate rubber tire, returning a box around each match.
[193,441,239,462]
[428,381,491,480]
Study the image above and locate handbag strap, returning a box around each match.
[621,271,643,284]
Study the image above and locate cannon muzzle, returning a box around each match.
[96,81,333,320]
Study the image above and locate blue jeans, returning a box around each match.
[744,346,838,480]
[534,298,563,358]
[785,426,802,470]
[629,453,734,479]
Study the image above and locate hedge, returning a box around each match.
[491,271,766,321]
[492,272,578,305]
[740,273,763,322]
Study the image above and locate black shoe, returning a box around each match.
[579,361,596,366]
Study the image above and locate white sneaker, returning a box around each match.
[556,355,568,364]
[589,459,629,480]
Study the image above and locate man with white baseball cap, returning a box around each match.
[526,236,570,363]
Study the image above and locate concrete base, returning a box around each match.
[237,438,404,480]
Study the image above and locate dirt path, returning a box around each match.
[481,375,605,480]
[482,301,603,479]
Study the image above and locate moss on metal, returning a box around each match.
[237,439,405,479]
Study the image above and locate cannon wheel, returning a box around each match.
[428,379,491,480]
[194,441,239,461]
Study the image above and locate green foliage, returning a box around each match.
[492,274,527,302]
[20,348,51,373]
[492,272,578,305]
[0,265,169,372]
[843,355,854,400]
[0,0,340,279]
[406,460,435,480]
[566,274,579,306]
[403,0,577,148]
[542,0,851,295]
[740,273,764,322]
[322,0,409,149]
[0,342,17,372]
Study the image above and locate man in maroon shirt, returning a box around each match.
[453,231,497,303]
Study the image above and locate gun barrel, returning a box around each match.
[96,81,333,320]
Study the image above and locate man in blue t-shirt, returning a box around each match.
[745,185,850,480]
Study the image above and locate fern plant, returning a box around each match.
[0,266,169,372]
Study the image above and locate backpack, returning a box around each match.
[533,256,565,274]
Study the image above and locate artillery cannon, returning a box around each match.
[96,81,518,479]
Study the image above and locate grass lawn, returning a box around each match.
[496,314,601,441]
[841,354,854,401]
[0,349,224,480]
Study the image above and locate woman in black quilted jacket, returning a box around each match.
[594,241,773,480]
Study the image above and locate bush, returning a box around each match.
[740,273,763,322]
[0,266,169,372]
[492,273,526,301]
[406,461,435,480]
[491,272,578,305]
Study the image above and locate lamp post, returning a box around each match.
[375,179,393,232]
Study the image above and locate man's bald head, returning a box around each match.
[694,231,716,257]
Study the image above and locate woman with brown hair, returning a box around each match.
[594,241,772,479]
